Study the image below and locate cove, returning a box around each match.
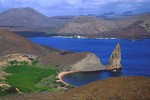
[29,37,150,86]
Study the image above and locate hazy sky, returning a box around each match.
[0,0,150,16]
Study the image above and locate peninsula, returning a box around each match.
[0,29,122,91]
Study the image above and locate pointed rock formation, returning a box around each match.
[107,43,121,70]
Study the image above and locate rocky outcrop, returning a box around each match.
[0,53,36,67]
[40,52,104,71]
[41,43,121,72]
[69,43,121,71]
[70,53,104,71]
[0,84,20,95]
[106,43,121,70]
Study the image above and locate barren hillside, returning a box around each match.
[59,14,150,38]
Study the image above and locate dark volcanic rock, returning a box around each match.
[5,86,19,94]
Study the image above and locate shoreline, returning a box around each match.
[57,71,78,85]
[15,31,150,40]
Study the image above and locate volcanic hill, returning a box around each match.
[59,14,150,39]
[0,29,50,56]
[0,8,71,32]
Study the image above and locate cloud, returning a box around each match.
[0,0,150,16]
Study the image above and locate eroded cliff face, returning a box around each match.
[69,43,121,71]
[106,43,121,70]
[40,52,105,71]
[70,53,104,71]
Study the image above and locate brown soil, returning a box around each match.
[56,76,150,100]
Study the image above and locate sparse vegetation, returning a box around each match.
[31,58,39,66]
[9,60,29,66]
[0,85,19,96]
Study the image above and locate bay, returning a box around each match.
[29,37,150,86]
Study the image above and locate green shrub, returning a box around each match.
[18,61,29,65]
[32,58,39,66]
[3,65,58,92]
[8,60,19,65]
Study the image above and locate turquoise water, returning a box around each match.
[30,37,150,86]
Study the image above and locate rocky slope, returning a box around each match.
[0,29,50,56]
[0,8,50,31]
[59,14,150,38]
[0,8,71,32]
[40,52,104,71]
[55,76,150,100]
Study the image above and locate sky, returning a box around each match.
[0,0,150,16]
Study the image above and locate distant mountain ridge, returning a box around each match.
[0,7,71,32]
[59,14,150,39]
[0,8,49,28]
[0,7,150,39]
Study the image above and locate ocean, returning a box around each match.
[29,37,150,86]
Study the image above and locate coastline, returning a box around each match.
[57,71,78,85]
[15,31,150,40]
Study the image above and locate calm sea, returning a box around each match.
[29,37,150,86]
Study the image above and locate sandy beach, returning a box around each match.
[57,71,78,85]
